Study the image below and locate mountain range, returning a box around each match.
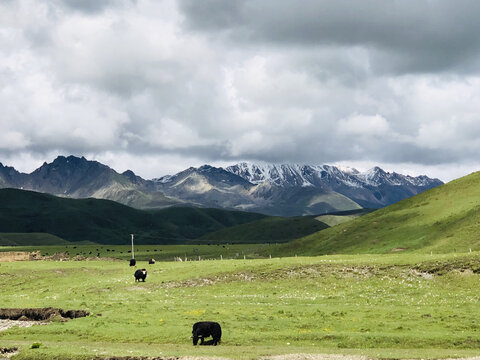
[0,155,443,216]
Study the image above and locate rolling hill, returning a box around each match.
[0,188,266,245]
[194,216,329,244]
[279,171,480,255]
[0,188,332,245]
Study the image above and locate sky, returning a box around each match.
[1,0,480,182]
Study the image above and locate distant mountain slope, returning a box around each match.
[0,188,266,245]
[279,171,480,255]
[0,156,443,216]
[195,216,329,244]
[155,165,362,216]
[0,155,177,209]
[155,165,255,209]
[226,162,443,208]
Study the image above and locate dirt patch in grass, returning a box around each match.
[95,357,231,360]
[414,256,480,275]
[0,319,42,332]
[0,347,18,354]
[391,247,408,252]
[0,347,19,359]
[0,307,89,321]
[260,355,367,360]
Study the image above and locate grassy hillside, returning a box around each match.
[315,209,373,227]
[0,233,70,246]
[0,253,480,359]
[0,189,266,245]
[280,171,480,255]
[195,216,329,244]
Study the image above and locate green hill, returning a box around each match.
[0,188,266,245]
[279,171,480,255]
[0,233,70,246]
[194,216,329,244]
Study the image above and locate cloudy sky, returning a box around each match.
[1,0,480,182]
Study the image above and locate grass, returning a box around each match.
[0,188,267,245]
[1,252,480,359]
[314,215,358,227]
[280,171,480,255]
[0,233,70,246]
[195,216,329,244]
[0,244,284,261]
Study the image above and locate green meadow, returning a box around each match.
[0,243,283,261]
[1,252,480,359]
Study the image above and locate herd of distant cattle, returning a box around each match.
[131,259,222,346]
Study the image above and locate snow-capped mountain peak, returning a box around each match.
[226,162,443,190]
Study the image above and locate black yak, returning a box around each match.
[148,259,155,264]
[192,321,222,345]
[134,269,147,282]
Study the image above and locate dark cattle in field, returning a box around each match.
[134,269,147,282]
[129,259,136,267]
[148,259,155,264]
[192,321,221,346]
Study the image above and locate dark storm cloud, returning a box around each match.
[179,0,480,74]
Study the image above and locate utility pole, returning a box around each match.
[129,234,136,266]
[131,234,135,259]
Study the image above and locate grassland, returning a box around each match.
[0,244,283,261]
[195,216,329,244]
[281,171,480,255]
[1,252,480,359]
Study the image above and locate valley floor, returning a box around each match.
[1,251,480,359]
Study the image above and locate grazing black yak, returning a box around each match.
[134,269,147,282]
[148,259,155,264]
[192,321,222,345]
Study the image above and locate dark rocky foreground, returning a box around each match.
[0,307,89,321]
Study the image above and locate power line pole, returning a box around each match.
[131,234,135,259]
[129,234,136,267]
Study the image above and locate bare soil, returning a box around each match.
[260,355,368,360]
[0,319,41,332]
[0,347,19,359]
[0,307,89,321]
[94,357,231,360]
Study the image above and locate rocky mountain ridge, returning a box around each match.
[0,156,443,216]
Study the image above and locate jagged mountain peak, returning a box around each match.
[156,164,252,188]
[0,156,445,216]
[226,161,442,190]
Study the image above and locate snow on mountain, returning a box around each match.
[226,162,442,189]
[0,156,445,216]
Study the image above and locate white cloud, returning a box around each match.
[338,114,390,136]
[1,0,480,182]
